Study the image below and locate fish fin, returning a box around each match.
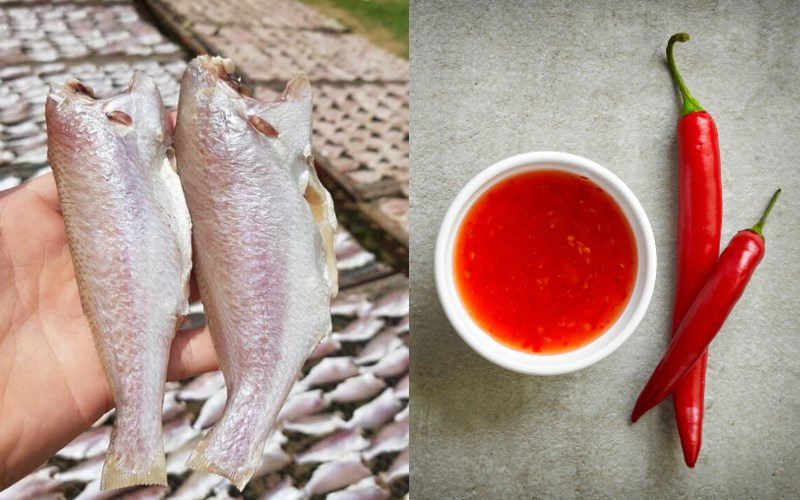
[156,155,193,313]
[304,159,338,297]
[186,434,255,491]
[100,448,167,490]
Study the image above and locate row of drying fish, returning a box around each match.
[45,54,338,491]
[3,287,409,499]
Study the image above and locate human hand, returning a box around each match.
[0,173,217,489]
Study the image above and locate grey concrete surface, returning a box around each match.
[409,1,800,498]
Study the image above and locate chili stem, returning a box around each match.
[750,188,781,238]
[667,33,704,116]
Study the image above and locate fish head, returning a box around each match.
[179,56,312,189]
[46,72,170,174]
[246,75,314,190]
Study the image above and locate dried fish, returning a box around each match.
[327,373,386,403]
[193,388,227,430]
[116,485,169,500]
[347,390,402,431]
[369,289,408,318]
[46,71,192,489]
[327,477,390,500]
[296,428,369,465]
[74,479,122,500]
[165,438,201,476]
[362,413,408,460]
[392,316,409,335]
[56,426,110,461]
[0,466,61,500]
[55,456,104,483]
[309,335,342,360]
[257,478,302,500]
[330,293,371,317]
[299,357,359,389]
[332,317,385,343]
[163,415,200,454]
[282,412,347,436]
[364,346,409,378]
[303,454,371,496]
[336,237,376,270]
[168,472,227,500]
[355,331,403,366]
[178,371,225,401]
[393,374,409,400]
[252,433,292,478]
[162,391,187,422]
[394,406,408,422]
[276,389,329,424]
[176,55,337,489]
[384,449,408,482]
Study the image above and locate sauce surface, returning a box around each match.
[454,169,637,354]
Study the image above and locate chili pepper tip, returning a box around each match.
[750,188,781,238]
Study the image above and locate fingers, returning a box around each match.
[24,172,60,212]
[166,326,218,381]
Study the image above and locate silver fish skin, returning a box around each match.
[45,72,192,490]
[175,55,337,489]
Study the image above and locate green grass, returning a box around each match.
[301,0,409,58]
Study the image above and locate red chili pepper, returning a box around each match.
[667,32,722,467]
[631,189,781,423]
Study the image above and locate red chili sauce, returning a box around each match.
[454,169,638,354]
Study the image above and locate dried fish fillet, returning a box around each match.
[175,56,337,489]
[45,72,191,490]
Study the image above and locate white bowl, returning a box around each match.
[435,151,656,375]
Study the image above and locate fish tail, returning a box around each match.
[185,390,274,490]
[100,442,167,490]
[186,429,256,491]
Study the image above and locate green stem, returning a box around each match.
[667,33,704,115]
[750,188,782,238]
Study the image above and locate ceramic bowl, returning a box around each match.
[435,151,657,375]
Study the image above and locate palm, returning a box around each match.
[0,174,216,489]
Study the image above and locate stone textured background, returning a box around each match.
[409,0,800,497]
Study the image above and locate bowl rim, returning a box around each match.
[434,151,657,375]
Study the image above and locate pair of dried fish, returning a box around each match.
[45,55,338,491]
